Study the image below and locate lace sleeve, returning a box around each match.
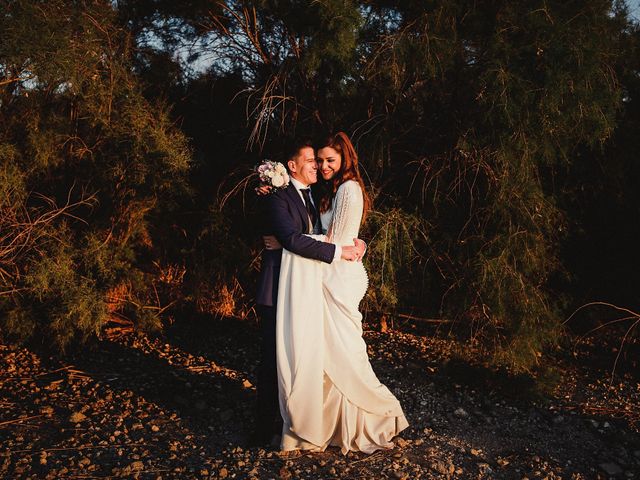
[327,180,363,244]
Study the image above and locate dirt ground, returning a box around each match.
[1,317,639,479]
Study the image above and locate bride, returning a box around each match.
[272,132,408,454]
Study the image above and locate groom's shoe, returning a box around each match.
[268,434,282,450]
[249,414,283,447]
[247,427,272,447]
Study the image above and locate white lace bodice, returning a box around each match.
[319,180,363,245]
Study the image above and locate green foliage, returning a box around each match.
[115,0,628,370]
[186,205,254,317]
[0,0,190,349]
[1,0,636,374]
[0,145,26,208]
[361,206,429,319]
[344,1,623,369]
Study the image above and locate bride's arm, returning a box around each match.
[326,181,366,258]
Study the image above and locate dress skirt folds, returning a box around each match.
[275,243,408,454]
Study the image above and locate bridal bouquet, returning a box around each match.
[256,159,290,190]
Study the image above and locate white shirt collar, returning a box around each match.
[289,176,309,190]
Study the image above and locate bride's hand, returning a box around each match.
[263,235,282,250]
[353,238,367,261]
[255,185,272,196]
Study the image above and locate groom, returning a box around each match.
[253,138,365,445]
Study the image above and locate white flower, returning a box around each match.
[272,174,285,187]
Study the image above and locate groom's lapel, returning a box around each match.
[285,183,311,233]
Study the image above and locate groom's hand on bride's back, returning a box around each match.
[263,235,282,250]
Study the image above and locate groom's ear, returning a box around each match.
[287,159,297,173]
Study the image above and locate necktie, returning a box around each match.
[300,188,318,231]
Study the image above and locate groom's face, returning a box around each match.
[288,146,318,186]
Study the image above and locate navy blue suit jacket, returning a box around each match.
[256,183,335,307]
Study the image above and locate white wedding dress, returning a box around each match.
[276,180,408,454]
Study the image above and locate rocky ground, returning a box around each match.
[1,317,639,479]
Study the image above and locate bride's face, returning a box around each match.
[317,147,342,181]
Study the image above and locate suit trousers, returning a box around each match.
[256,304,282,435]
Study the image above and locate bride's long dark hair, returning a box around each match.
[317,132,370,224]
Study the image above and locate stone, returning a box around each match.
[430,461,449,475]
[40,406,54,416]
[599,463,623,476]
[396,437,408,448]
[278,467,292,479]
[454,407,469,418]
[69,412,87,423]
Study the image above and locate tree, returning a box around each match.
[355,0,622,367]
[184,0,623,368]
[0,0,190,349]
[1,0,633,371]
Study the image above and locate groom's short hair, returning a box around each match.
[284,138,314,163]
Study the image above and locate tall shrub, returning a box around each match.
[0,0,190,349]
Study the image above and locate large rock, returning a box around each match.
[599,462,623,476]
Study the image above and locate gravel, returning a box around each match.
[1,318,638,479]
